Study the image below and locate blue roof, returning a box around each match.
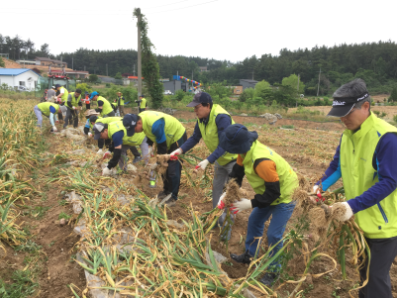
[0,69,37,76]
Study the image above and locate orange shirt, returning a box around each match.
[237,154,279,183]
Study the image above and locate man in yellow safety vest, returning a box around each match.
[314,79,397,298]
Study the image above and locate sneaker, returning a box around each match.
[133,156,142,163]
[259,273,279,286]
[230,250,253,264]
[149,180,156,188]
[157,191,170,200]
[164,196,177,206]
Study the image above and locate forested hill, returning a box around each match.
[57,41,397,94]
[1,32,396,94]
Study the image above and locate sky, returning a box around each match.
[1,0,396,63]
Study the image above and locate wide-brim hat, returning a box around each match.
[219,124,258,154]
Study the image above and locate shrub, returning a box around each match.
[175,89,185,101]
[393,115,397,122]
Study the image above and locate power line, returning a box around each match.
[144,0,189,10]
[147,0,218,14]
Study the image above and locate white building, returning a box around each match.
[0,69,41,90]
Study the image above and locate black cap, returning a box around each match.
[328,92,370,117]
[55,84,61,88]
[186,92,212,107]
[93,123,105,140]
[139,94,144,97]
[89,115,98,123]
[123,114,138,137]
[75,88,82,94]
[219,124,258,154]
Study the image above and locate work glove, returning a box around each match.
[102,167,112,176]
[88,132,92,138]
[312,185,324,202]
[96,149,103,155]
[170,148,183,161]
[230,199,252,214]
[217,192,227,210]
[72,106,77,110]
[103,151,112,160]
[330,202,353,222]
[196,159,209,171]
[52,126,58,132]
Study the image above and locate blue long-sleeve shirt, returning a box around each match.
[151,119,166,144]
[180,114,231,164]
[318,133,397,214]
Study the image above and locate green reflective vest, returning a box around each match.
[242,140,298,205]
[139,111,185,149]
[140,97,147,109]
[108,121,146,147]
[118,96,125,106]
[340,112,397,239]
[197,104,237,166]
[67,92,81,109]
[60,87,68,103]
[38,102,60,117]
[96,117,122,126]
[97,96,114,116]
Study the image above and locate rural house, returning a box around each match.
[0,68,41,90]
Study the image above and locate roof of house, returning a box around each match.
[0,68,35,76]
[35,57,67,64]
[239,79,259,83]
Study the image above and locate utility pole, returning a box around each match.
[317,68,321,97]
[136,9,142,97]
[106,64,108,76]
[72,57,74,70]
[133,64,136,76]
[297,74,300,92]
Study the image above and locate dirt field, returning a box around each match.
[2,105,397,298]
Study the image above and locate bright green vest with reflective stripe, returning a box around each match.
[139,111,185,150]
[60,87,68,103]
[97,96,114,116]
[67,92,81,109]
[38,102,59,117]
[96,117,122,126]
[242,140,298,205]
[119,96,125,106]
[340,112,397,239]
[108,121,146,147]
[197,104,237,166]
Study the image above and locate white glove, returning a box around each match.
[170,148,182,157]
[217,192,227,209]
[313,185,320,194]
[330,202,353,222]
[52,126,58,132]
[72,106,77,110]
[88,132,92,137]
[103,151,112,159]
[230,199,252,214]
[97,149,103,155]
[196,159,209,171]
[102,167,111,176]
[170,148,183,160]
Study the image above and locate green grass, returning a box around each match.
[15,240,42,253]
[0,270,38,298]
[281,125,295,129]
[58,212,71,220]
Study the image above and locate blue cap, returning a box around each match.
[90,91,99,99]
[219,124,258,154]
[55,84,61,88]
[123,114,138,137]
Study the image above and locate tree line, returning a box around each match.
[1,33,397,95]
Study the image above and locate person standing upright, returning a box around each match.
[314,79,397,298]
[135,95,147,113]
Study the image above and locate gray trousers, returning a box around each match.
[63,108,78,128]
[212,160,236,225]
[34,105,43,127]
[119,137,150,171]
